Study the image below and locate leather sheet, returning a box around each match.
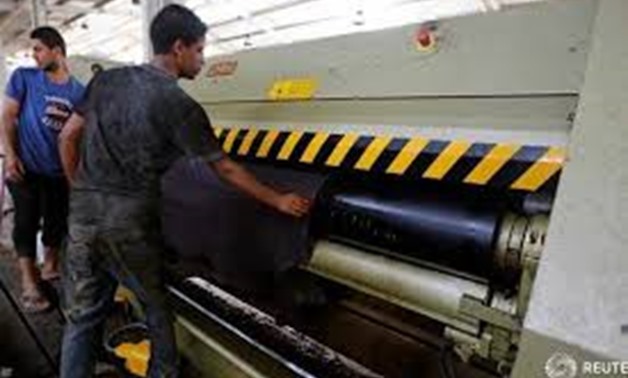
[161,159,326,286]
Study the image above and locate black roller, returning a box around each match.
[314,176,506,279]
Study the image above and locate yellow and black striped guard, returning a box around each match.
[214,127,566,192]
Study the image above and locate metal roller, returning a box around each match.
[305,241,490,334]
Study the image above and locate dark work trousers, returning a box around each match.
[6,171,69,259]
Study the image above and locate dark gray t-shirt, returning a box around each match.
[74,65,224,198]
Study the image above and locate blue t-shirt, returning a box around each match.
[5,67,85,176]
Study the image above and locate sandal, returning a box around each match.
[20,290,52,314]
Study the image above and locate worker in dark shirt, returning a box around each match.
[57,4,311,378]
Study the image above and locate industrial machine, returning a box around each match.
[166,2,592,377]
[69,1,609,377]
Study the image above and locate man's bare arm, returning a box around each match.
[210,157,312,217]
[1,97,24,182]
[58,112,85,185]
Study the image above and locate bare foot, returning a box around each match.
[42,247,60,281]
[20,287,51,313]
[41,267,60,281]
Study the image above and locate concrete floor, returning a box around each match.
[0,209,122,378]
[0,219,64,377]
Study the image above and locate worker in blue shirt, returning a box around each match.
[1,27,84,312]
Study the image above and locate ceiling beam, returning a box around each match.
[0,1,17,13]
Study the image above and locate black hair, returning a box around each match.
[150,4,207,55]
[30,26,66,56]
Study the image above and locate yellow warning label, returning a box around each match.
[268,78,317,101]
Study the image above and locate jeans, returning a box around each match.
[60,191,178,378]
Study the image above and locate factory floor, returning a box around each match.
[0,210,123,378]
[0,250,62,378]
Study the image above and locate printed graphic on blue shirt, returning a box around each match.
[43,95,74,131]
